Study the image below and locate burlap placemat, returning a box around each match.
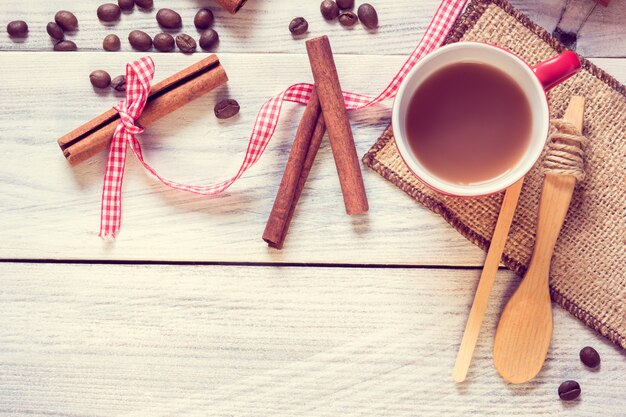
[362,0,626,350]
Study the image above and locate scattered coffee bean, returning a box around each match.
[90,70,112,89]
[357,3,378,29]
[337,0,354,9]
[153,32,175,52]
[118,0,135,11]
[46,22,64,41]
[214,99,240,119]
[176,33,197,53]
[128,30,152,51]
[156,8,182,29]
[97,3,122,22]
[54,10,79,32]
[53,40,77,51]
[338,11,358,27]
[7,20,28,37]
[558,380,581,401]
[103,34,121,51]
[320,0,340,20]
[134,0,153,9]
[111,75,127,92]
[289,17,308,35]
[580,346,601,368]
[194,8,215,30]
[199,29,219,51]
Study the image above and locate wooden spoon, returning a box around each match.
[493,96,585,384]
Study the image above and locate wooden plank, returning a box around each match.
[0,263,624,416]
[506,0,626,58]
[0,53,623,264]
[1,0,624,57]
[0,0,442,55]
[0,52,481,264]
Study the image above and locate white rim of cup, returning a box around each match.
[391,42,549,197]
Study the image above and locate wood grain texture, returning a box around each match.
[0,52,480,264]
[0,0,623,57]
[0,1,624,414]
[0,0,444,55]
[0,263,624,417]
[0,53,623,264]
[496,0,625,57]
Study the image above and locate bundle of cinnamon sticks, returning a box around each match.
[263,35,368,249]
[58,55,228,165]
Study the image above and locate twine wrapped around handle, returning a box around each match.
[544,119,588,182]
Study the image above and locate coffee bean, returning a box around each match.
[46,22,64,40]
[90,70,112,89]
[53,40,77,51]
[558,380,581,401]
[289,17,308,35]
[320,0,339,20]
[214,99,240,119]
[194,8,215,30]
[156,8,182,29]
[357,3,378,29]
[103,34,121,51]
[134,0,153,9]
[176,33,197,54]
[118,0,135,11]
[7,20,28,37]
[111,75,127,92]
[580,346,601,368]
[336,0,354,9]
[154,32,175,52]
[6,21,28,38]
[128,30,152,51]
[338,11,358,27]
[199,29,219,51]
[97,3,122,22]
[54,10,78,32]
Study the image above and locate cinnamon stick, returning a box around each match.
[58,54,228,165]
[306,36,368,215]
[215,0,248,13]
[263,89,326,249]
[277,113,326,247]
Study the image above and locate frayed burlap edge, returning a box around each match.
[362,0,626,350]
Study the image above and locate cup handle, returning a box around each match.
[532,50,581,91]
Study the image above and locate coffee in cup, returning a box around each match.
[392,42,581,197]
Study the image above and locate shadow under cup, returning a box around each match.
[392,42,549,197]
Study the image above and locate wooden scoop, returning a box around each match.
[493,96,585,384]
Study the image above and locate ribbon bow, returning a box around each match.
[99,0,466,239]
[100,57,154,238]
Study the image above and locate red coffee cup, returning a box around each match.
[392,42,580,197]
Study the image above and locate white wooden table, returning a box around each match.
[1,1,625,415]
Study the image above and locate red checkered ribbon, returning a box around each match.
[100,0,467,238]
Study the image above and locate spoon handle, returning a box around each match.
[529,174,577,273]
